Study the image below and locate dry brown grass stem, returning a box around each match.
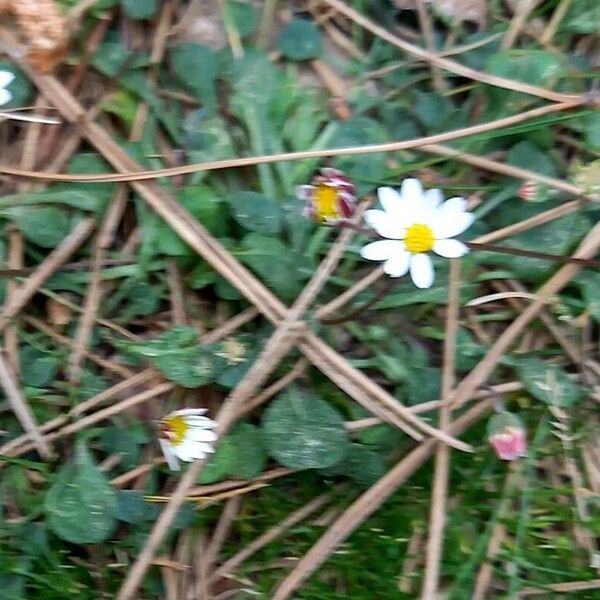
[67,1,174,384]
[420,259,460,598]
[322,0,579,103]
[0,352,52,458]
[520,579,600,596]
[419,143,592,200]
[22,315,136,379]
[270,399,493,600]
[201,496,241,582]
[4,226,23,377]
[0,217,95,333]
[451,216,600,410]
[0,369,156,456]
[212,491,333,582]
[502,0,541,49]
[0,101,582,183]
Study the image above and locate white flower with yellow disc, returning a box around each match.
[360,179,474,289]
[158,408,218,471]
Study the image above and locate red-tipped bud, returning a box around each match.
[487,412,527,461]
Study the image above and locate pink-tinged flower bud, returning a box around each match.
[517,180,554,203]
[296,167,357,224]
[487,412,527,461]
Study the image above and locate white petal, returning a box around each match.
[173,441,197,462]
[296,185,314,200]
[431,211,474,239]
[410,254,435,289]
[187,428,218,443]
[377,186,404,214]
[194,442,216,454]
[173,408,208,417]
[0,71,15,88]
[364,209,406,239]
[159,439,180,471]
[184,416,217,428]
[433,238,469,258]
[0,88,12,106]
[443,196,468,213]
[399,178,424,202]
[383,251,410,278]
[423,188,443,211]
[360,239,404,262]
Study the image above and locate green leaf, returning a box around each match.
[485,50,565,110]
[562,0,600,32]
[229,1,258,38]
[228,423,267,479]
[150,186,227,256]
[278,19,323,61]
[262,388,350,470]
[121,0,159,20]
[197,437,237,484]
[330,117,388,195]
[516,357,583,408]
[92,41,132,77]
[321,443,386,487]
[481,209,589,280]
[0,188,107,213]
[170,43,218,111]
[228,51,277,112]
[239,233,311,300]
[227,191,281,235]
[19,347,60,388]
[45,438,117,544]
[507,141,556,178]
[5,206,71,248]
[116,490,159,524]
[115,326,216,388]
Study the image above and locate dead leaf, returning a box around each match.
[0,0,68,73]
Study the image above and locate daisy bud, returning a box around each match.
[517,180,554,203]
[296,167,357,225]
[487,412,527,461]
[158,408,218,471]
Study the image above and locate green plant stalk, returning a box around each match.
[507,414,550,596]
[244,104,277,199]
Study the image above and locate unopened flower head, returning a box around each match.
[487,411,527,461]
[517,180,554,203]
[360,178,474,289]
[296,167,357,224]
[0,71,15,106]
[158,408,217,471]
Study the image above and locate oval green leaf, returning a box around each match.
[262,388,350,470]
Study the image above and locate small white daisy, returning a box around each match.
[158,408,218,471]
[0,71,15,106]
[360,178,474,289]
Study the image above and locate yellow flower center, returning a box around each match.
[314,184,339,222]
[160,415,188,446]
[405,223,434,254]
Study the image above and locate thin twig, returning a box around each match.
[270,399,493,600]
[420,259,460,598]
[0,102,584,184]
[0,352,52,458]
[0,218,96,333]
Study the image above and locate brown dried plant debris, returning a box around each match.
[0,0,68,72]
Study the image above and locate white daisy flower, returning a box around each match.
[360,178,474,289]
[0,71,15,106]
[158,408,218,471]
